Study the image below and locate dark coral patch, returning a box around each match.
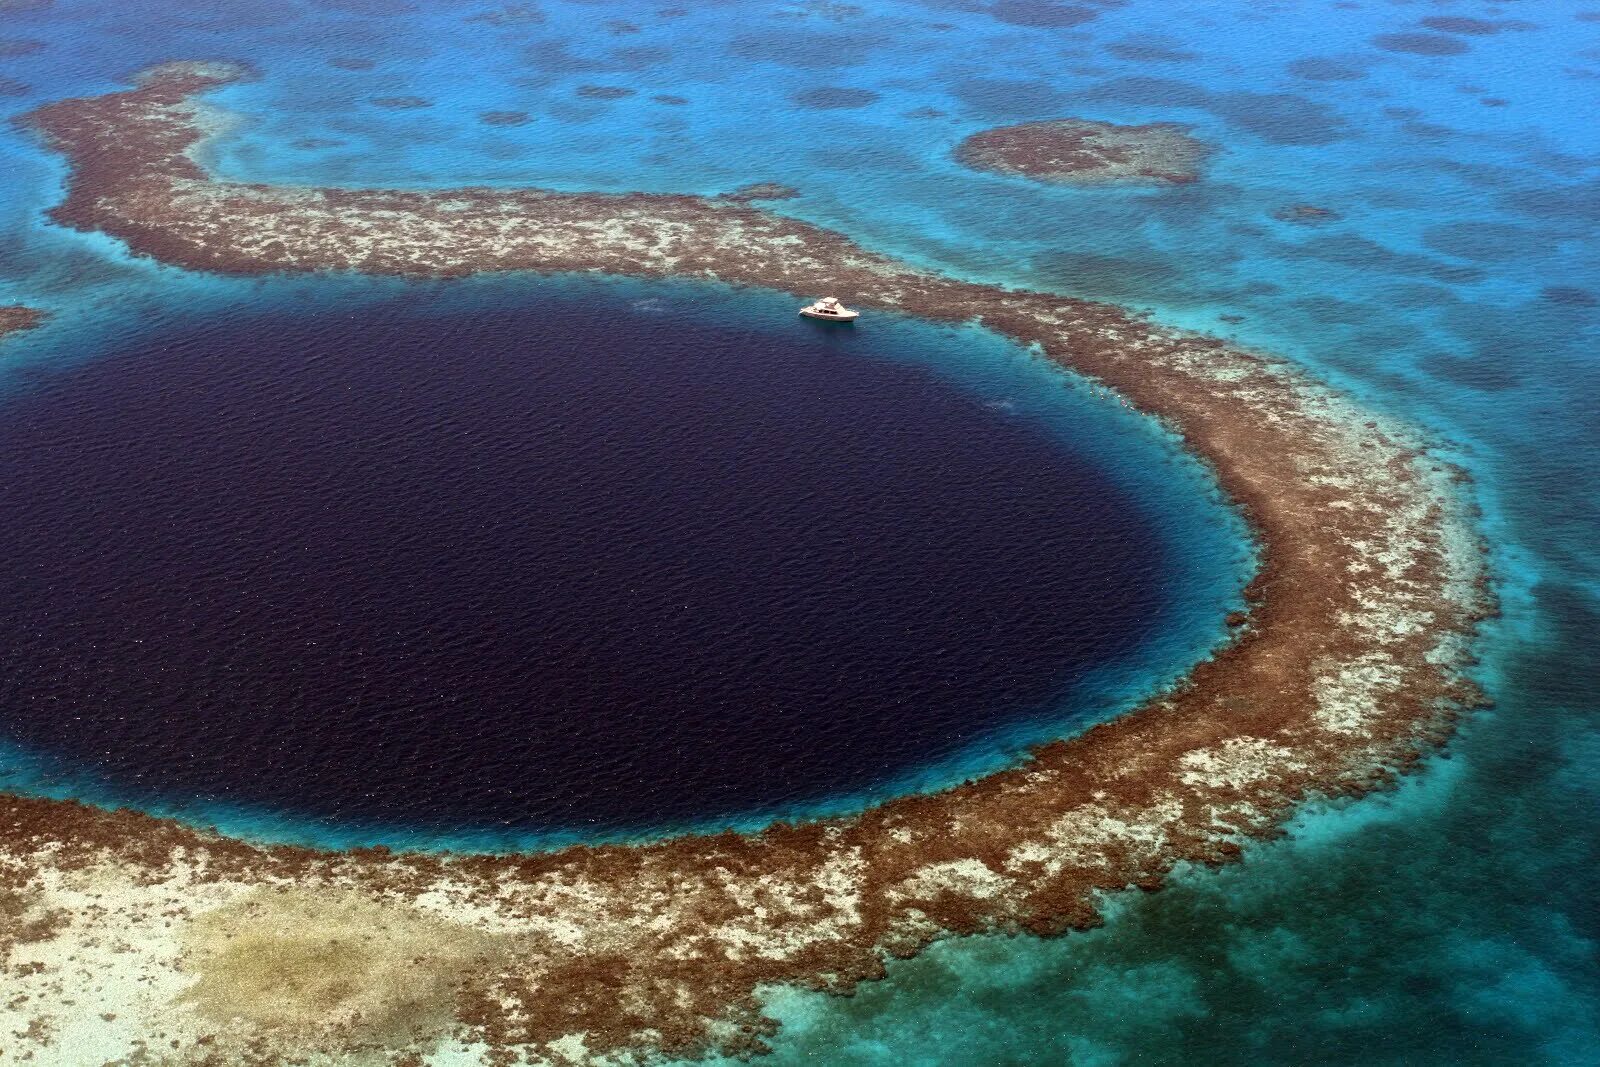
[719,182,801,202]
[479,110,532,126]
[1286,57,1367,81]
[1273,204,1341,225]
[1372,32,1471,56]
[0,75,31,97]
[576,84,635,99]
[328,56,376,70]
[319,0,417,14]
[651,94,688,105]
[1540,286,1598,307]
[605,19,640,34]
[1420,222,1541,262]
[466,4,545,25]
[957,118,1211,185]
[370,95,432,109]
[728,31,873,69]
[0,37,46,57]
[904,106,947,119]
[1294,234,1485,284]
[1208,91,1349,146]
[1075,76,1350,143]
[1105,38,1198,63]
[1419,352,1523,392]
[792,86,880,109]
[292,137,344,149]
[1420,16,1533,35]
[988,0,1099,28]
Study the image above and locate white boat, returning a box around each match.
[799,296,860,322]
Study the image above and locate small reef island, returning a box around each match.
[955,117,1213,185]
[0,61,1490,1065]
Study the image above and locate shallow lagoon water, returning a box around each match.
[0,0,1596,1059]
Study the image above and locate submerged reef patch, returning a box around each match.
[1372,32,1472,57]
[956,117,1211,185]
[2,61,1492,1065]
[0,305,44,339]
[478,108,531,126]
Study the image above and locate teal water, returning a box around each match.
[0,0,1596,1060]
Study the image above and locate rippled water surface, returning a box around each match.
[0,284,1223,839]
[0,0,1596,1060]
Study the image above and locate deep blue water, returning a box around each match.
[0,0,1597,1061]
[0,285,1187,837]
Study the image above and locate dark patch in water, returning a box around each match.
[466,4,545,26]
[1286,57,1367,81]
[328,56,377,70]
[369,94,432,109]
[0,292,1171,835]
[1273,203,1342,224]
[1418,351,1523,392]
[576,84,635,99]
[1419,16,1534,35]
[521,41,665,75]
[0,37,46,56]
[318,0,417,14]
[1078,77,1348,144]
[728,30,874,68]
[1420,222,1542,262]
[1206,90,1348,145]
[651,93,688,105]
[1372,32,1471,56]
[1291,233,1486,284]
[605,18,640,34]
[1105,36,1198,63]
[1541,285,1598,307]
[0,75,31,97]
[1497,180,1600,227]
[479,109,532,125]
[792,86,880,109]
[988,1,1100,28]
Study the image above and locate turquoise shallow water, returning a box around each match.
[0,0,1597,1060]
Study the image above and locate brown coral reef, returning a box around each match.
[0,304,45,340]
[0,62,1490,1065]
[955,117,1212,185]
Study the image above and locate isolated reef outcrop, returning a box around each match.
[1,62,1490,1065]
[955,117,1212,185]
[0,305,44,339]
